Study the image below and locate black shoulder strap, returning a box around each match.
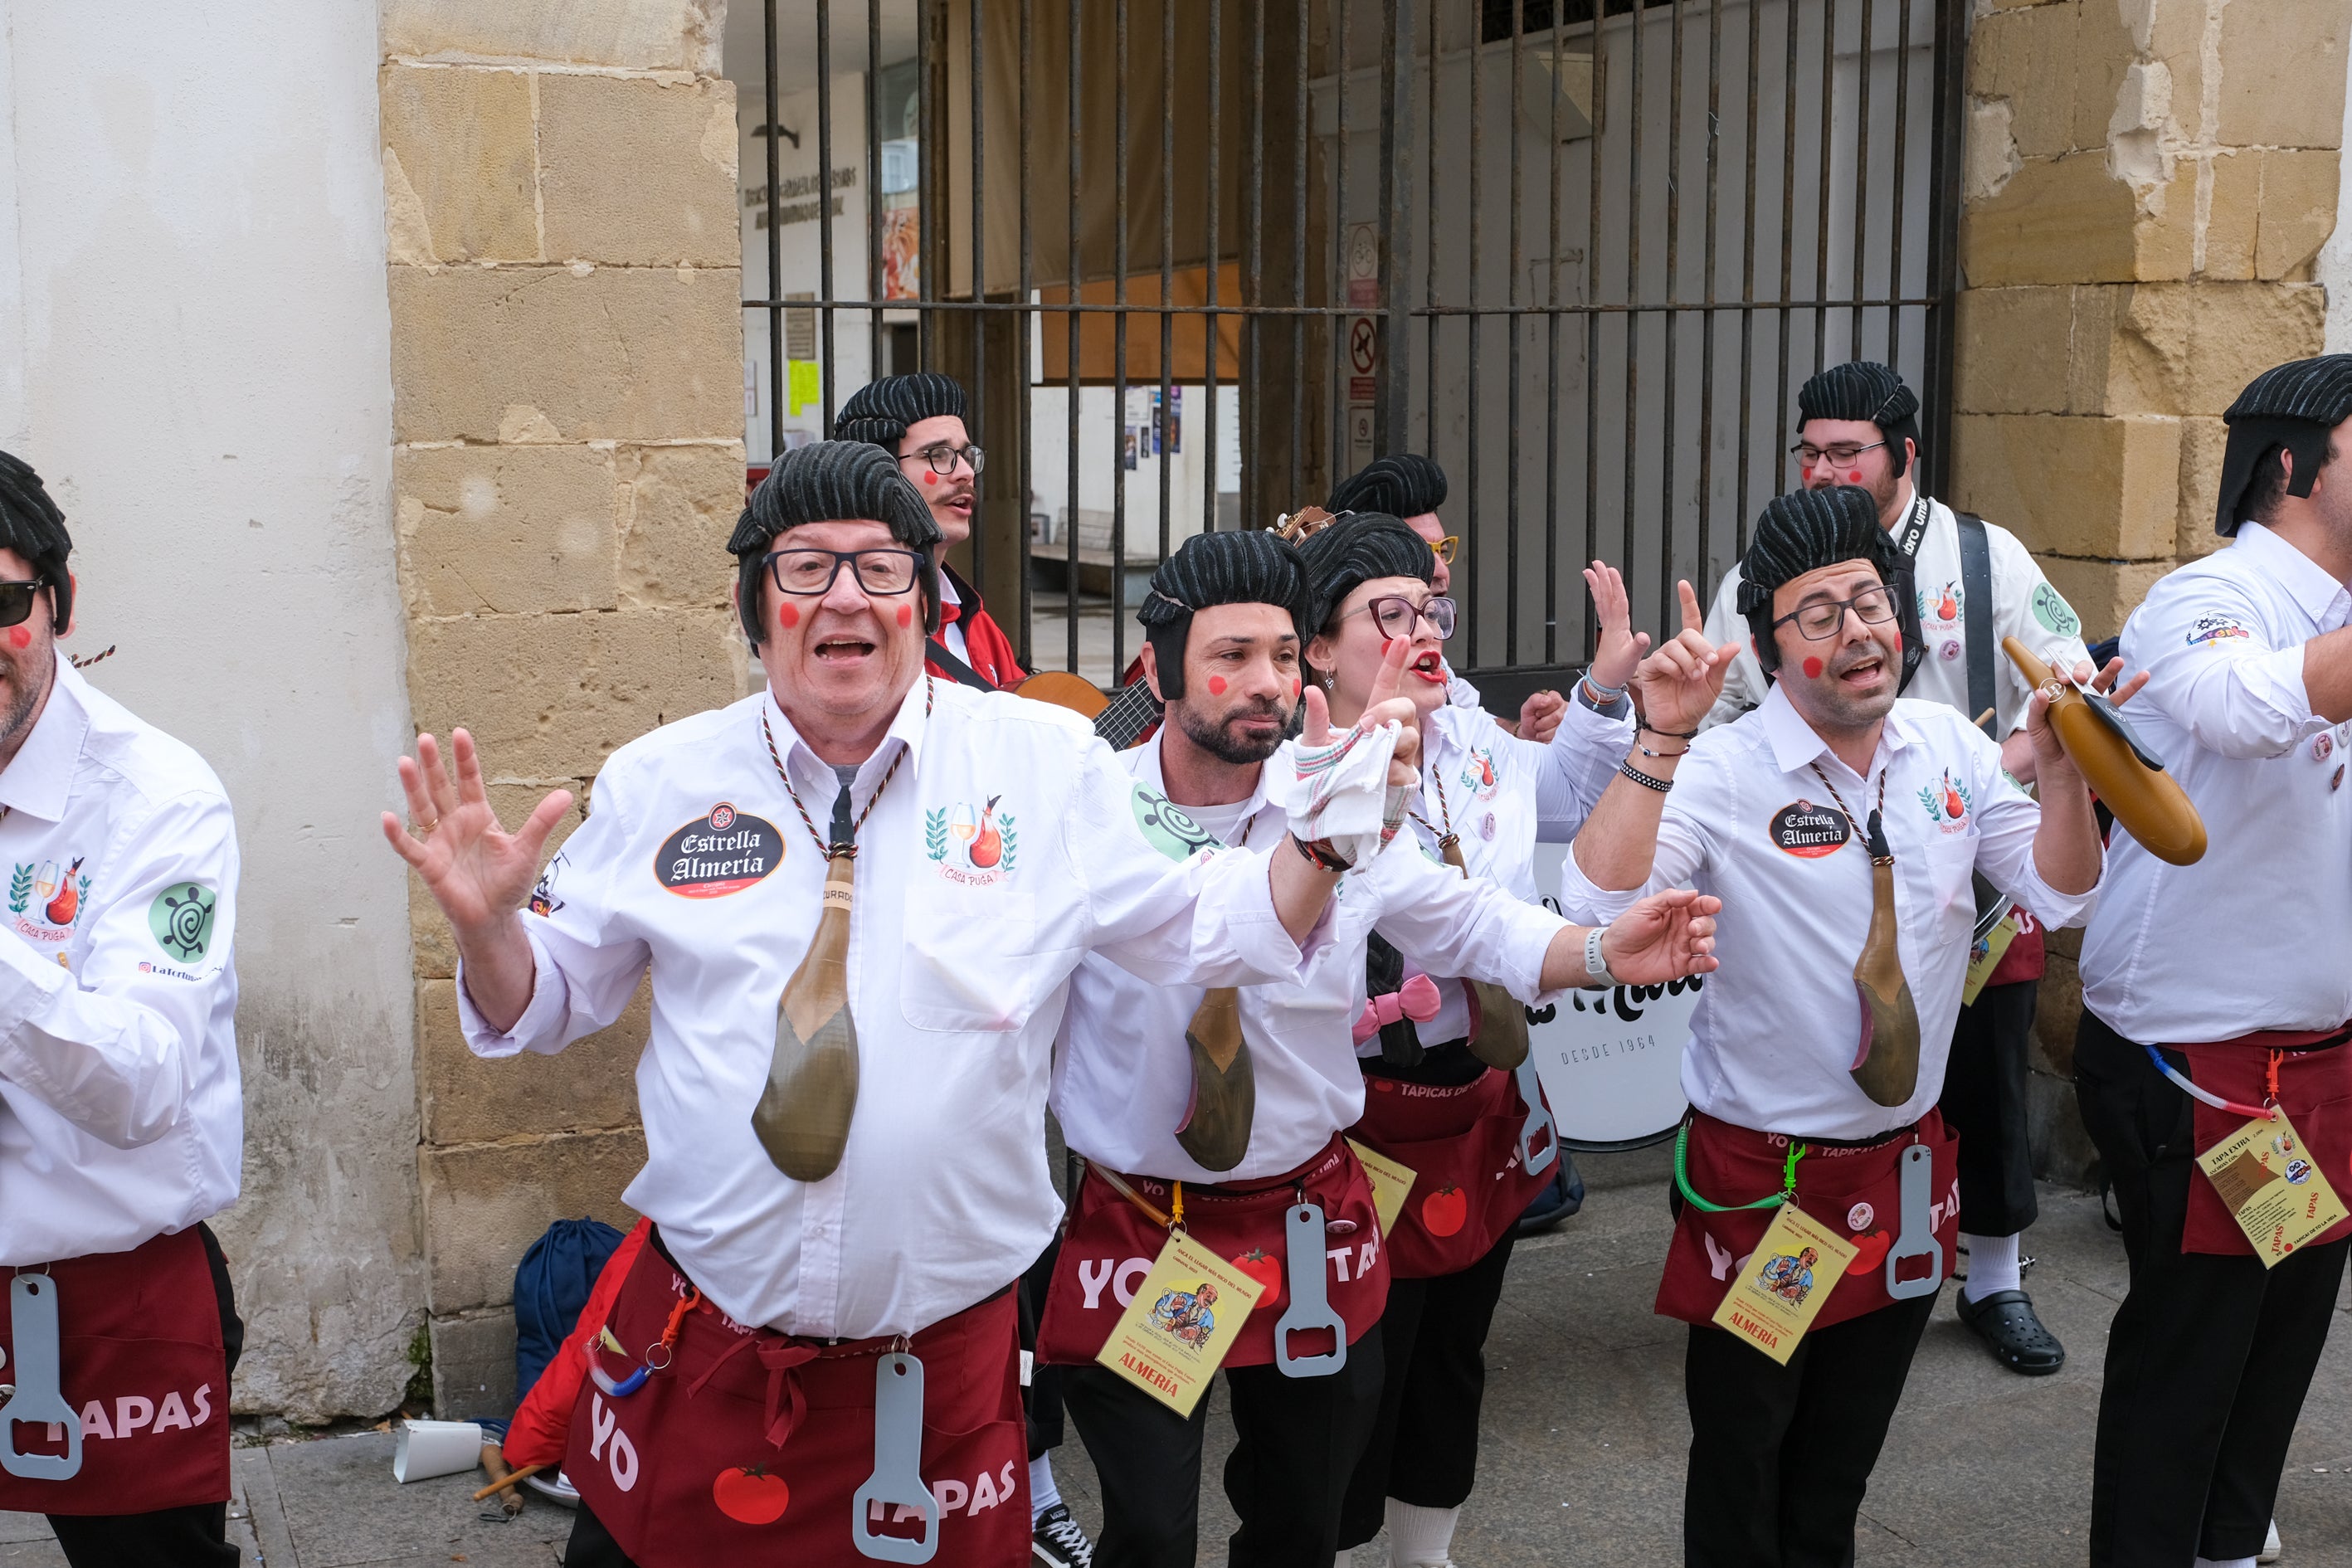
[1954,511,1996,737]
[926,636,998,692]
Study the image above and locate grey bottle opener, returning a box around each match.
[1513,1059,1558,1177]
[2,1274,80,1481]
[1885,1143,1943,1300]
[1273,1202,1347,1379]
[850,1351,938,1562]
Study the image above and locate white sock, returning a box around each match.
[1029,1454,1061,1521]
[2193,1556,2256,1568]
[1385,1499,1460,1566]
[1962,1231,2020,1300]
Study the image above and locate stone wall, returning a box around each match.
[1950,0,2349,1182]
[380,0,745,1418]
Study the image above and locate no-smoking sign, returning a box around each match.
[1349,315,1378,375]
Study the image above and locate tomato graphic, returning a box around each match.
[1421,1185,1468,1238]
[1845,1230,1892,1275]
[1231,1247,1282,1306]
[713,1464,791,1525]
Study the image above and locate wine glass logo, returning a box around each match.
[947,803,978,866]
[32,860,59,905]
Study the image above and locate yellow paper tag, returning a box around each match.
[1960,914,2021,1006]
[2195,1108,2350,1268]
[1710,1204,1860,1366]
[1346,1138,1417,1237]
[1094,1230,1262,1416]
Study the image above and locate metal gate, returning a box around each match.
[738,0,1963,704]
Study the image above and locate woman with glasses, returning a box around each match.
[1296,513,1643,1568]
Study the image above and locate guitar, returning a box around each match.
[1015,670,1165,751]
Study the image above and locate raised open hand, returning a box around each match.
[1633,580,1741,737]
[1582,561,1653,693]
[1598,888,1722,984]
[2077,654,2150,707]
[381,730,575,940]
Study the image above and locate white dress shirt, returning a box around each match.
[1387,696,1629,1049]
[1557,686,2099,1139]
[1700,496,2091,733]
[2081,522,2352,1041]
[1051,733,1570,1185]
[0,656,242,1266]
[460,679,1323,1340]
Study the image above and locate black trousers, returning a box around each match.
[1062,1327,1384,1568]
[2075,1010,2350,1567]
[1019,1234,1065,1462]
[1682,1290,1936,1568]
[1336,1229,1517,1547]
[46,1224,244,1568]
[1936,976,2041,1239]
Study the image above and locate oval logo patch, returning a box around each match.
[655,802,784,897]
[1769,800,1851,858]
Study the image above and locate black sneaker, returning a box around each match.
[1955,1287,2066,1376]
[1034,1502,1096,1568]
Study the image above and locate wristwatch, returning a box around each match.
[1583,925,1615,985]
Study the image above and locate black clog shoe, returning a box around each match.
[1955,1287,2066,1376]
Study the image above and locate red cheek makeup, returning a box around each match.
[1802,656,1824,679]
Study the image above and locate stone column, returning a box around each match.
[1949,0,2348,1179]
[379,0,744,1417]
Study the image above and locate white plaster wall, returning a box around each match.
[0,2,421,1419]
[2324,32,2352,353]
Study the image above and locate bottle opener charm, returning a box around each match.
[1512,1059,1558,1177]
[1273,1202,1347,1379]
[1884,1143,1943,1300]
[2,1273,80,1481]
[850,1351,939,1562]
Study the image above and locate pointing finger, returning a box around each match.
[1302,684,1332,747]
[1678,579,1704,635]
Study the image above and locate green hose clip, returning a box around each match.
[1673,1122,1808,1215]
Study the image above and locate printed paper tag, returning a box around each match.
[1095,1230,1262,1416]
[2196,1109,2350,1268]
[1960,914,2020,1006]
[1710,1204,1859,1366]
[1346,1138,1417,1237]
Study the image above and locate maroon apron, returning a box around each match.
[0,1229,231,1517]
[1349,1066,1554,1278]
[2175,1024,2352,1258]
[1655,1109,1961,1333]
[1035,1135,1386,1369]
[565,1242,1029,1567]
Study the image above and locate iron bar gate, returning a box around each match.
[738,0,1963,704]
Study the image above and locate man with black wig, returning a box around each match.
[2073,353,2352,1568]
[837,371,1027,689]
[387,441,1439,1566]
[1564,486,2111,1568]
[1040,525,1720,1567]
[0,451,246,1566]
[1697,360,2096,1375]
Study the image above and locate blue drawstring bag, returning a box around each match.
[512,1216,627,1412]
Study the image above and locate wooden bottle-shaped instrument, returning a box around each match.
[1173,986,1256,1171]
[1848,808,1922,1108]
[752,851,860,1181]
[2002,636,2206,865]
[1436,836,1530,1071]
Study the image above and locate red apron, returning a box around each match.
[0,1229,231,1517]
[2174,1024,2352,1257]
[1655,1110,1961,1334]
[564,1242,1029,1567]
[506,1218,654,1471]
[1984,908,2047,987]
[1349,1066,1555,1278]
[1035,1135,1386,1369]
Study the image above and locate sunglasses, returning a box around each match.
[0,580,46,630]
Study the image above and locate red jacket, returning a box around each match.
[926,564,1026,690]
[503,1218,652,1469]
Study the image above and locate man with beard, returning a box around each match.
[2073,355,2352,1568]
[1040,528,1720,1567]
[1562,486,2111,1568]
[0,452,246,1566]
[1697,361,2096,1375]
[837,372,1026,689]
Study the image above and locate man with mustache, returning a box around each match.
[1697,362,2096,1376]
[1040,528,1720,1567]
[1562,486,2112,1568]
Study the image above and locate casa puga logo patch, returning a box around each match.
[927,796,1019,885]
[654,802,783,898]
[1918,768,1973,832]
[1919,579,1962,626]
[9,855,90,942]
[1768,800,1852,858]
[1457,746,1500,801]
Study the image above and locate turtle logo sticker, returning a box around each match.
[654,803,784,898]
[1131,784,1219,861]
[149,882,218,962]
[2032,583,2081,637]
[1769,801,1851,858]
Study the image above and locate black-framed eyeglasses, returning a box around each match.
[898,442,985,476]
[1790,439,1887,467]
[0,581,44,629]
[1346,593,1457,641]
[1772,583,1898,641]
[762,548,926,597]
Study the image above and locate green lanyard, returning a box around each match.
[1673,1124,1809,1214]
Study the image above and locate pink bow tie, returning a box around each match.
[1352,974,1443,1045]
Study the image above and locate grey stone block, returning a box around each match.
[430,1308,518,1422]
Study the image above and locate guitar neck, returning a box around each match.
[1093,678,1164,750]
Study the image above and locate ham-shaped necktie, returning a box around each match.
[753,783,864,1181]
[1810,762,1922,1107]
[1174,986,1255,1172]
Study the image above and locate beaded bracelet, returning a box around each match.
[1618,760,1673,793]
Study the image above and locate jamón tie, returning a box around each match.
[1811,762,1922,1107]
[1413,772,1530,1071]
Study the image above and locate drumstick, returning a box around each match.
[472,1463,550,1502]
[1972,707,1994,731]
